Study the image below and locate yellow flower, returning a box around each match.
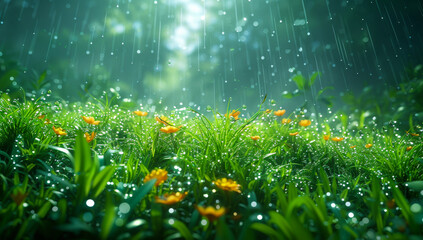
[82,116,101,125]
[289,132,299,136]
[84,132,96,143]
[160,126,180,134]
[265,109,272,114]
[225,110,241,120]
[365,143,373,149]
[156,115,170,125]
[281,118,292,124]
[299,119,311,127]
[331,137,344,142]
[406,131,419,137]
[155,192,188,205]
[213,178,241,193]
[196,205,226,222]
[144,169,168,187]
[53,126,67,136]
[134,110,148,117]
[406,146,412,151]
[250,136,260,141]
[323,135,330,141]
[274,109,286,117]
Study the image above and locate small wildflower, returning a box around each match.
[406,131,420,137]
[406,146,412,151]
[274,109,286,117]
[265,109,272,114]
[84,132,96,143]
[250,136,260,141]
[53,126,67,136]
[37,115,45,119]
[331,137,344,142]
[323,135,330,141]
[144,169,168,187]
[213,178,241,193]
[289,132,299,136]
[350,145,356,149]
[299,119,311,127]
[281,118,292,124]
[155,192,187,205]
[82,116,101,125]
[365,143,373,149]
[44,118,51,125]
[156,115,170,125]
[133,110,148,117]
[196,205,226,222]
[225,110,241,120]
[160,126,180,134]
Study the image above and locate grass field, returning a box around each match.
[0,93,422,239]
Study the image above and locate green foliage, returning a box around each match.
[0,92,422,239]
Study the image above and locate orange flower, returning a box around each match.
[156,115,170,125]
[331,137,344,142]
[406,146,413,151]
[213,178,241,193]
[289,132,299,136]
[144,169,168,187]
[281,118,292,124]
[274,109,286,117]
[225,110,241,120]
[134,110,148,117]
[84,132,96,143]
[365,143,373,149]
[299,119,311,127]
[406,131,419,137]
[82,116,100,125]
[155,192,187,205]
[323,135,330,141]
[250,136,260,141]
[196,205,226,222]
[350,145,356,149]
[160,126,180,134]
[53,126,67,136]
[37,115,45,119]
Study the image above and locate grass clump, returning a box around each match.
[0,92,422,239]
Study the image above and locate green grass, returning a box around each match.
[0,93,422,240]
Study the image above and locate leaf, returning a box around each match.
[292,74,305,90]
[101,192,115,240]
[37,201,51,218]
[282,91,294,99]
[74,131,95,199]
[91,166,116,198]
[406,181,423,191]
[166,219,194,240]
[250,223,282,239]
[216,218,235,240]
[309,72,320,88]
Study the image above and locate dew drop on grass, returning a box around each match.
[86,199,95,207]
